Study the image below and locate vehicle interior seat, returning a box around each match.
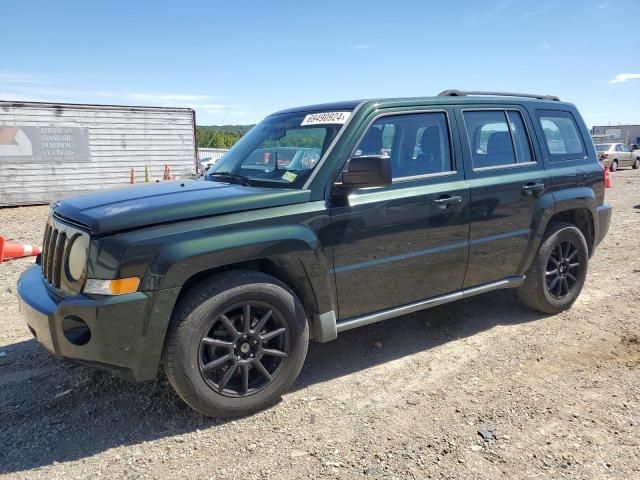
[482,131,514,167]
[394,126,443,178]
[415,127,443,175]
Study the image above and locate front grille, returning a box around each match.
[41,216,87,292]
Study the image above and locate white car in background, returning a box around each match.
[197,157,216,175]
[595,143,640,171]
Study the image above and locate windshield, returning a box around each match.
[206,110,351,188]
[595,144,612,151]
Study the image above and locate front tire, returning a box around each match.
[517,222,589,315]
[610,160,618,172]
[633,158,640,169]
[164,271,309,418]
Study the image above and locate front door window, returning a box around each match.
[354,112,453,179]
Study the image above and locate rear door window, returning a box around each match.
[537,110,585,161]
[463,110,534,169]
[507,111,533,164]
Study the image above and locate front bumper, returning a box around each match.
[17,264,180,381]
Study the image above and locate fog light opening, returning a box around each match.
[62,316,91,346]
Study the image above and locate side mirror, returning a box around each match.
[340,155,392,189]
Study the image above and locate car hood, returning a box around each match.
[54,180,311,235]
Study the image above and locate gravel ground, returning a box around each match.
[0,170,639,479]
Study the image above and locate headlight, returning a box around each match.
[66,235,88,281]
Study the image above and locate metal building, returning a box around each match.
[591,124,640,145]
[0,101,196,206]
[197,147,229,163]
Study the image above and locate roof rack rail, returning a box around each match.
[438,89,561,101]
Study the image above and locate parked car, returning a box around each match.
[595,143,640,171]
[18,90,611,418]
[197,157,214,175]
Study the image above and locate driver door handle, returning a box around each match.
[432,195,463,208]
[521,182,545,195]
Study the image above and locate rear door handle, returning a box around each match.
[432,195,463,208]
[521,182,545,195]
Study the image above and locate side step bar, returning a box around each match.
[335,276,525,334]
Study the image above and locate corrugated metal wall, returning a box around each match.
[0,101,196,206]
[197,147,229,162]
[591,125,640,144]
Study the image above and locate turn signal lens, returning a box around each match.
[84,277,140,295]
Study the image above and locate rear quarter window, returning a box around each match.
[536,110,586,161]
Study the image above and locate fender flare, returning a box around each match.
[518,187,596,274]
[144,224,336,330]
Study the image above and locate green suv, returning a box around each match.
[17,90,612,417]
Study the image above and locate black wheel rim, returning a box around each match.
[545,240,580,300]
[198,302,289,398]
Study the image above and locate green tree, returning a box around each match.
[196,125,255,148]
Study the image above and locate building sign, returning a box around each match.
[0,125,90,163]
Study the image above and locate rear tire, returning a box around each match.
[164,270,309,418]
[517,222,589,315]
[610,160,618,172]
[633,158,640,169]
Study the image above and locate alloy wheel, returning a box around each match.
[545,240,580,300]
[198,302,289,397]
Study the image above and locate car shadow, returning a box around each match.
[295,289,542,389]
[0,289,544,474]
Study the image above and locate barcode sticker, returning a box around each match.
[301,112,351,126]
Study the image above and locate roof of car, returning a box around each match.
[270,94,571,116]
[272,100,365,115]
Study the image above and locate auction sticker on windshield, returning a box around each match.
[281,171,297,182]
[301,112,351,126]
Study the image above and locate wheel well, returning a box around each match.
[548,208,595,255]
[174,259,317,323]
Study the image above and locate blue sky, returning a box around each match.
[1,0,639,126]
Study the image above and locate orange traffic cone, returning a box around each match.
[0,236,42,262]
[130,168,136,184]
[604,166,612,188]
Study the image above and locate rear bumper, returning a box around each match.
[594,203,612,249]
[17,264,180,381]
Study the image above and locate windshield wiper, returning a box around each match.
[208,171,252,186]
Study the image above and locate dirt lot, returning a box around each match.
[1,170,639,480]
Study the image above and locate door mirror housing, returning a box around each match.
[339,155,392,189]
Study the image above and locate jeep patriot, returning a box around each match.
[18,90,612,417]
